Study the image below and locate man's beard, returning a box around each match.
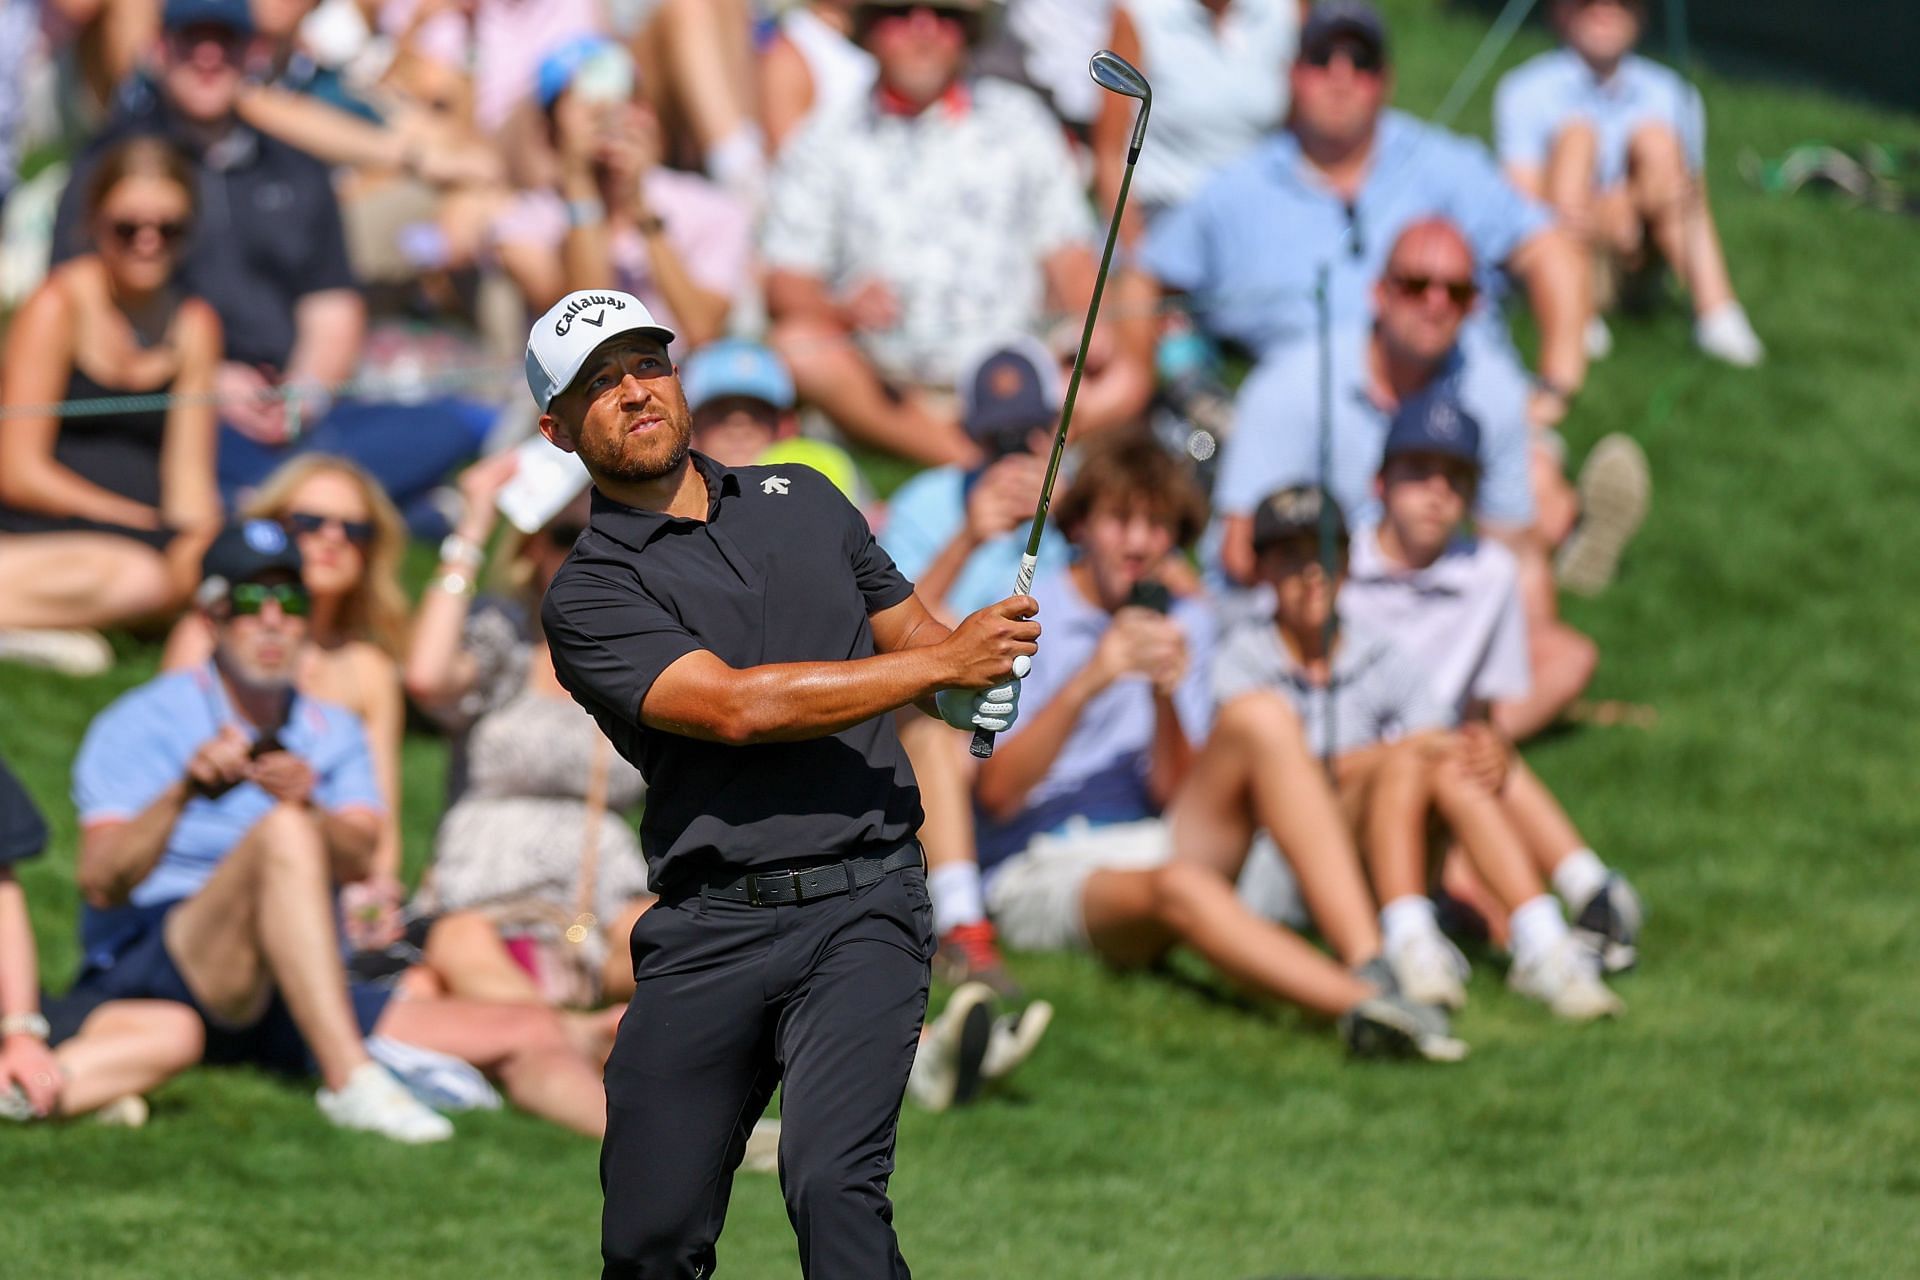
[581,411,694,485]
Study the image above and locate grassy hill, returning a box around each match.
[5,2,1920,1275]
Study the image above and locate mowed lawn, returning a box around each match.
[5,4,1920,1276]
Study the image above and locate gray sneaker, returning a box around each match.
[1572,873,1644,974]
[1557,433,1651,598]
[1340,996,1469,1063]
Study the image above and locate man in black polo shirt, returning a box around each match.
[528,289,1039,1279]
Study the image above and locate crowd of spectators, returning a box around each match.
[2,0,1757,1140]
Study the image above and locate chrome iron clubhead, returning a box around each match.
[1088,50,1152,158]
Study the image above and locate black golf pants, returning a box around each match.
[600,865,933,1279]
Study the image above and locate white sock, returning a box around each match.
[1508,894,1569,969]
[1551,848,1610,910]
[1380,895,1440,954]
[930,861,986,935]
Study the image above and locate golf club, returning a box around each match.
[971,49,1152,760]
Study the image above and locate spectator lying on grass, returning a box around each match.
[971,433,1465,1061]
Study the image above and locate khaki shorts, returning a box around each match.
[984,819,1171,953]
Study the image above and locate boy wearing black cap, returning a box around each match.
[1226,485,1622,1018]
[1345,395,1644,980]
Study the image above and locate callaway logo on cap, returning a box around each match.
[525,289,677,411]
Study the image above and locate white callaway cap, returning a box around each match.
[525,289,676,411]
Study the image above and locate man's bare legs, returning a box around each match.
[374,996,607,1138]
[1171,692,1383,967]
[769,319,978,467]
[52,1001,205,1117]
[163,803,373,1090]
[1080,864,1372,1018]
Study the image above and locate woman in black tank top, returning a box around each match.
[0,137,224,673]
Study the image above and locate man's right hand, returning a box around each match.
[941,595,1040,689]
[964,455,1045,543]
[216,362,290,444]
[186,725,254,798]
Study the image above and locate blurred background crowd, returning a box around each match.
[0,0,1762,1142]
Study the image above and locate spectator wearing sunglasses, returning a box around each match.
[0,136,223,677]
[1142,0,1592,430]
[162,455,413,947]
[1215,219,1631,740]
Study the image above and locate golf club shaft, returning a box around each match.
[970,147,1142,760]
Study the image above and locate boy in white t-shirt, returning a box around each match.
[1344,392,1644,977]
[1224,483,1620,1019]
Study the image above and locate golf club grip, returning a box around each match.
[970,726,996,759]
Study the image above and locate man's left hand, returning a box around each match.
[936,658,1029,734]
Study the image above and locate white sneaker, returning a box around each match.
[1585,314,1615,360]
[1694,303,1764,367]
[94,1095,149,1128]
[1386,929,1470,1011]
[316,1062,454,1143]
[366,1036,501,1113]
[1556,432,1652,598]
[1509,935,1625,1021]
[0,628,113,676]
[981,999,1053,1082]
[906,981,994,1113]
[741,1117,780,1174]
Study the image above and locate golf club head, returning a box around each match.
[1088,50,1151,156]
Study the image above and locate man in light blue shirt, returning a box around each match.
[1493,0,1763,367]
[1141,1,1590,424]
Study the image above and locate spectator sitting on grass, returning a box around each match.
[1494,0,1762,367]
[2,753,204,1126]
[1224,484,1622,1019]
[1342,399,1644,976]
[52,0,488,530]
[1141,1,1591,428]
[0,136,223,678]
[44,520,610,1140]
[973,434,1465,1061]
[762,0,1149,467]
[490,37,750,348]
[1215,221,1648,738]
[162,455,413,952]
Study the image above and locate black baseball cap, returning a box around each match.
[1299,1,1389,66]
[959,336,1061,458]
[1380,388,1483,472]
[1251,484,1348,553]
[164,0,254,34]
[198,519,303,603]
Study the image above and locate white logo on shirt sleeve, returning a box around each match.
[761,476,790,495]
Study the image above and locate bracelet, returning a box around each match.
[566,196,608,228]
[438,533,486,571]
[430,570,476,597]
[0,1011,50,1041]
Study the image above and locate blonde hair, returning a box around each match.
[243,454,411,658]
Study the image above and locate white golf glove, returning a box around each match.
[936,656,1030,734]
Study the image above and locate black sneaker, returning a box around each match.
[1572,874,1644,974]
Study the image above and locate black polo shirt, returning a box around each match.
[52,86,356,371]
[543,453,924,890]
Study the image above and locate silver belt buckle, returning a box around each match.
[748,869,798,906]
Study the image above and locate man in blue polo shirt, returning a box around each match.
[1141,1,1590,426]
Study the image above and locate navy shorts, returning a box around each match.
[45,901,393,1078]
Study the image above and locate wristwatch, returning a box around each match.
[438,533,486,571]
[0,1011,50,1041]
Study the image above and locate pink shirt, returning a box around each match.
[381,0,602,130]
[492,168,753,334]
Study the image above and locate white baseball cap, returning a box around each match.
[524,289,677,411]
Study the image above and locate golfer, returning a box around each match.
[526,289,1038,1278]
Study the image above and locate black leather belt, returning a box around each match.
[701,845,924,907]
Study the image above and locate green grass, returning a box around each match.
[7,5,1920,1275]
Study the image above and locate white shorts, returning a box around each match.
[984,818,1171,953]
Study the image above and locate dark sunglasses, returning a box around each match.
[109,219,190,248]
[227,581,310,617]
[1301,37,1386,75]
[284,511,375,546]
[1389,274,1479,307]
[857,4,978,37]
